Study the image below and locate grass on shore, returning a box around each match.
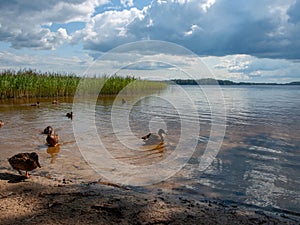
[0,69,167,99]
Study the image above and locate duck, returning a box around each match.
[8,152,41,178]
[31,101,40,107]
[66,112,73,119]
[122,98,126,104]
[141,129,167,144]
[46,130,59,147]
[0,120,4,128]
[52,99,58,104]
[43,126,53,135]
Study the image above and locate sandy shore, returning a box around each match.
[1,170,299,225]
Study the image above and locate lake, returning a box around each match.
[0,85,299,213]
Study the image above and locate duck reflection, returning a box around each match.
[140,128,167,158]
[46,145,60,164]
[140,142,165,158]
[116,142,166,165]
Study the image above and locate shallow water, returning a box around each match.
[0,85,299,213]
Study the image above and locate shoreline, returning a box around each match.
[1,172,299,225]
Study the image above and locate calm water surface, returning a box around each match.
[0,85,299,213]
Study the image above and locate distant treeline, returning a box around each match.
[169,78,300,85]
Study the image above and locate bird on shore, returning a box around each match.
[141,129,167,144]
[31,101,40,107]
[0,120,4,128]
[43,126,53,135]
[66,112,73,119]
[46,130,59,147]
[8,152,41,178]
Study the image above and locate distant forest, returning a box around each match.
[168,78,300,85]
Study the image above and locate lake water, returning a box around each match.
[0,85,299,213]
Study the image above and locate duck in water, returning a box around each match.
[43,126,53,135]
[141,129,167,144]
[66,112,73,119]
[31,101,40,107]
[46,130,59,147]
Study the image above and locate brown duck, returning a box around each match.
[46,130,59,147]
[31,101,40,107]
[8,152,41,178]
[141,129,167,144]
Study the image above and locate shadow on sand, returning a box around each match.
[0,172,27,183]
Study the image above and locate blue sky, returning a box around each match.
[0,0,300,82]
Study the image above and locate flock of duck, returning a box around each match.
[6,113,72,178]
[1,100,167,179]
[0,100,73,178]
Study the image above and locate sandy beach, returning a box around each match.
[1,169,299,225]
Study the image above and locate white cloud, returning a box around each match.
[75,7,144,51]
[0,50,93,74]
[1,0,299,60]
[215,55,252,73]
[0,0,108,49]
[1,43,299,83]
[0,0,300,82]
[184,24,201,36]
[77,0,300,60]
[120,0,134,7]
[203,54,300,82]
[57,28,69,40]
[201,0,216,12]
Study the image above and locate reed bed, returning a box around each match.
[0,69,167,99]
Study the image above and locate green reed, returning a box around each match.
[0,69,79,98]
[0,69,167,98]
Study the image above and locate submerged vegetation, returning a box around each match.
[0,69,167,99]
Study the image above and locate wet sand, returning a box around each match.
[0,170,299,225]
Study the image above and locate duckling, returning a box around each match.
[8,152,41,178]
[46,130,59,147]
[31,101,40,107]
[66,112,73,119]
[141,129,167,144]
[0,120,4,128]
[43,126,53,135]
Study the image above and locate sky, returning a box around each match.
[0,0,300,82]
